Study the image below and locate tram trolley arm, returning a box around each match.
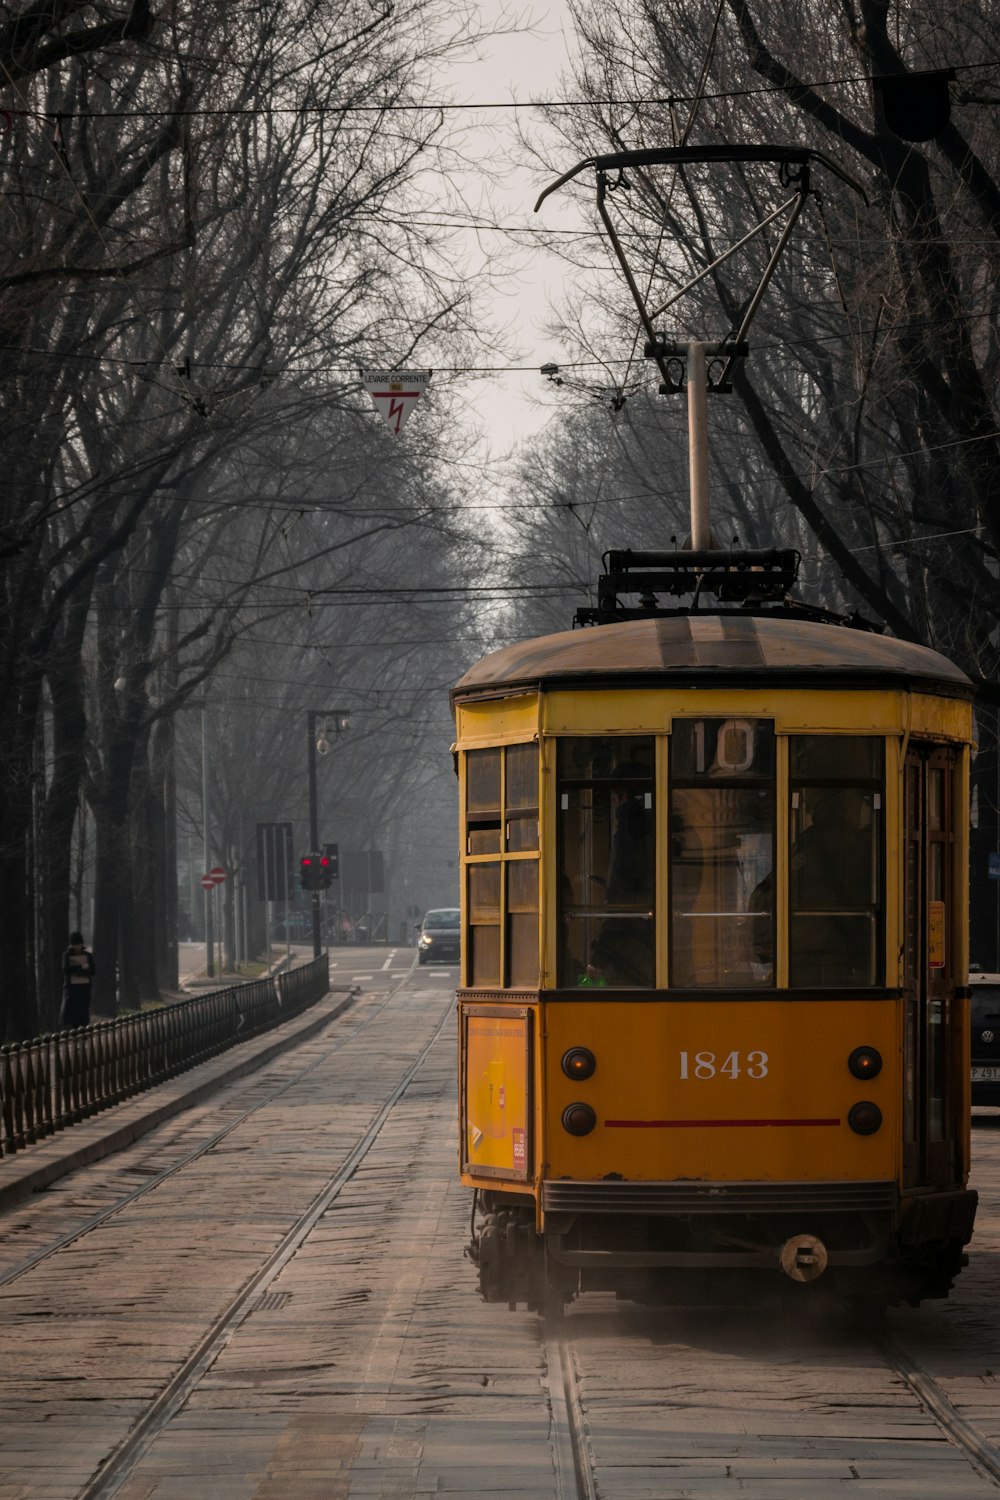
[534,144,870,214]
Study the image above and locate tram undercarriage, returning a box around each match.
[469,1187,977,1312]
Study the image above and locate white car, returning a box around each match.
[417,908,460,964]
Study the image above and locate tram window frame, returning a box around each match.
[464,743,540,989]
[668,718,776,990]
[556,736,656,989]
[788,735,885,989]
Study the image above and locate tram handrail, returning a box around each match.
[566,909,654,919]
[0,954,331,1160]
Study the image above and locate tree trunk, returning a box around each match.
[0,816,35,1041]
[128,743,162,1001]
[91,794,128,1016]
[40,663,90,1029]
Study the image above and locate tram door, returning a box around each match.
[903,745,959,1189]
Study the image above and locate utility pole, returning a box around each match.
[202,708,214,979]
[306,708,350,959]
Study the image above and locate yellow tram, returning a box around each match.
[453,551,977,1310]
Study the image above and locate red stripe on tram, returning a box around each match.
[604,1118,842,1128]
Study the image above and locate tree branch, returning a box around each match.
[0,0,153,87]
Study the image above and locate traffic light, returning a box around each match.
[322,842,339,883]
[300,852,323,891]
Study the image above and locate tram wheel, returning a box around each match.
[478,1213,508,1304]
[907,1237,968,1306]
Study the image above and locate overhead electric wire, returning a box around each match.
[5,58,998,119]
[3,303,997,380]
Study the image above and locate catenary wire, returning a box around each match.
[3,304,997,377]
[5,58,997,118]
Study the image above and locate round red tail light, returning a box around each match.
[848,1046,882,1080]
[561,1047,596,1081]
[562,1102,597,1136]
[848,1101,882,1136]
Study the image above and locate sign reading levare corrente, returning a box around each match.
[361,368,431,435]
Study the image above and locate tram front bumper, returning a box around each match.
[541,1178,899,1271]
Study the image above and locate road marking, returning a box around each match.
[351,975,373,981]
[429,970,452,977]
[381,950,397,970]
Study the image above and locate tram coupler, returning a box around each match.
[779,1233,829,1282]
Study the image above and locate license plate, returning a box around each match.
[972,1065,1000,1081]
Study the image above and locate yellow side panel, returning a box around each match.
[462,1007,531,1179]
[544,1000,898,1182]
[455,695,539,746]
[541,687,971,741]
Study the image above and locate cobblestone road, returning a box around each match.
[2,965,999,1499]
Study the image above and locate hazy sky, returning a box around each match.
[441,0,584,459]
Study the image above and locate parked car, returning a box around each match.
[971,975,1000,1106]
[417,908,460,965]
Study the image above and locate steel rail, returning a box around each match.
[0,956,419,1290]
[879,1333,1000,1487]
[77,977,450,1500]
[545,1321,598,1500]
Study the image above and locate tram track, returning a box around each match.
[877,1332,1000,1490]
[0,960,419,1291]
[545,1317,599,1500]
[73,984,452,1500]
[539,1282,1000,1500]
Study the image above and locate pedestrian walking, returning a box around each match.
[60,931,95,1029]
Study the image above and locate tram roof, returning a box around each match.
[452,613,973,701]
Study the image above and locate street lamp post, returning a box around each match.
[307,708,350,958]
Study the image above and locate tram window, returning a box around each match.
[669,720,775,989]
[467,748,502,854]
[928,767,945,832]
[507,859,539,988]
[789,737,884,987]
[790,737,880,781]
[464,743,540,988]
[557,737,655,987]
[505,742,539,852]
[468,861,501,986]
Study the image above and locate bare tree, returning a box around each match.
[514,0,1000,957]
[0,0,502,1036]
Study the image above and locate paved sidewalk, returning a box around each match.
[0,986,357,1215]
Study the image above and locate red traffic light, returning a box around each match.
[300,851,326,890]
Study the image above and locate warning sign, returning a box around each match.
[361,368,431,434]
[928,899,946,970]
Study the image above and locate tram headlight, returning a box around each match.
[561,1047,596,1081]
[848,1101,882,1135]
[848,1046,882,1080]
[562,1102,597,1136]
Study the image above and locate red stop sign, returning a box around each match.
[200,875,215,890]
[209,866,226,884]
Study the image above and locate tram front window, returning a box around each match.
[669,719,775,988]
[557,737,655,987]
[789,736,883,987]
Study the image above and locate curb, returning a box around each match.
[0,987,358,1216]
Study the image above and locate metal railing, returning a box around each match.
[0,954,330,1159]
